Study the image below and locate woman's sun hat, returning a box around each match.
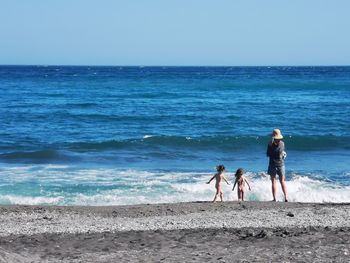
[272,128,283,139]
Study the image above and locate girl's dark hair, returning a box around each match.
[235,168,244,177]
[216,165,225,172]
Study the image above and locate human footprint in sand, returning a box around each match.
[232,168,251,201]
[207,165,230,202]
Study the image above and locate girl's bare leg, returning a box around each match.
[220,191,224,202]
[213,185,221,202]
[241,190,245,201]
[213,192,219,202]
[237,188,241,201]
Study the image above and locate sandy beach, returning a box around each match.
[0,202,349,262]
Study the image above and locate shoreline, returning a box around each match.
[0,201,349,262]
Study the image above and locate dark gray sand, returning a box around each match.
[0,202,349,262]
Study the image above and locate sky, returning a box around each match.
[0,0,350,66]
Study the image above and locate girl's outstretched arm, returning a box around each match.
[232,179,237,191]
[223,175,230,185]
[207,174,216,184]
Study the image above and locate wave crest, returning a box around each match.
[0,167,349,205]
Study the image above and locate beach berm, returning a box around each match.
[0,201,349,262]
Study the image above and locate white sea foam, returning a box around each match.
[240,174,350,203]
[0,195,64,205]
[0,166,350,205]
[69,190,210,206]
[281,176,350,203]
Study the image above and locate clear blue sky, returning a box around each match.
[1,0,349,66]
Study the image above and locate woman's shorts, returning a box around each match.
[268,164,285,178]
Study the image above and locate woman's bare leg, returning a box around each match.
[279,176,288,201]
[271,176,277,201]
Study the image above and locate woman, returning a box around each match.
[266,128,288,202]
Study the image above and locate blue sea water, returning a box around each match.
[0,66,349,205]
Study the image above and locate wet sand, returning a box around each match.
[0,202,349,262]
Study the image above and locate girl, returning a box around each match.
[207,165,230,202]
[232,168,251,201]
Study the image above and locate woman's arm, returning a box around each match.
[266,143,271,157]
[279,141,285,159]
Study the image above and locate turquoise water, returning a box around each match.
[0,66,349,204]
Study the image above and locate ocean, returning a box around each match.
[0,66,349,205]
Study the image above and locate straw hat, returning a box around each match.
[272,129,283,139]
